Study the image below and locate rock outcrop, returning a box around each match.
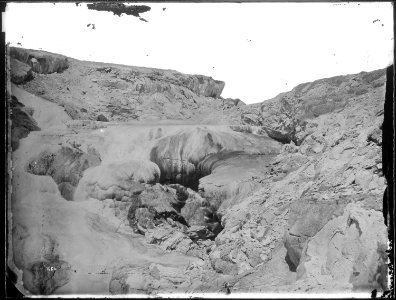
[252,69,386,145]
[284,193,379,271]
[74,160,159,202]
[297,203,388,291]
[204,66,389,292]
[150,126,281,191]
[27,145,101,200]
[9,47,240,123]
[10,47,69,74]
[10,95,40,150]
[96,114,109,122]
[10,58,33,84]
[7,46,390,296]
[127,184,187,233]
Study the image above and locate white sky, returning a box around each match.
[4,2,394,104]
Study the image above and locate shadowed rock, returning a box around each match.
[10,58,33,84]
[27,146,101,200]
[127,184,188,234]
[150,127,281,191]
[22,260,71,295]
[97,114,109,122]
[296,203,388,292]
[10,47,69,74]
[284,195,350,270]
[10,95,40,150]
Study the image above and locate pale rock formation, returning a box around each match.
[297,203,388,292]
[7,47,390,296]
[74,160,160,202]
[150,126,281,191]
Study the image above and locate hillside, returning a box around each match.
[10,47,245,124]
[7,46,390,296]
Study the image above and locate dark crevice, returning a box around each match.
[160,168,225,238]
[347,217,363,236]
[167,184,188,212]
[285,252,297,272]
[149,136,239,192]
[148,147,262,241]
[206,213,223,237]
[155,163,206,192]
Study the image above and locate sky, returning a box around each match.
[4,2,394,104]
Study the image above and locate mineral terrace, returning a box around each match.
[7,46,390,296]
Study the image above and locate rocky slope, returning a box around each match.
[247,68,386,145]
[7,47,390,296]
[10,47,244,124]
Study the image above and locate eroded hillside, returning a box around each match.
[10,47,244,124]
[7,47,390,296]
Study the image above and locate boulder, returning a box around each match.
[284,196,350,270]
[223,98,245,108]
[97,114,109,122]
[281,141,298,154]
[127,184,188,234]
[186,225,215,240]
[299,133,327,155]
[241,113,261,126]
[180,190,211,226]
[297,203,388,292]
